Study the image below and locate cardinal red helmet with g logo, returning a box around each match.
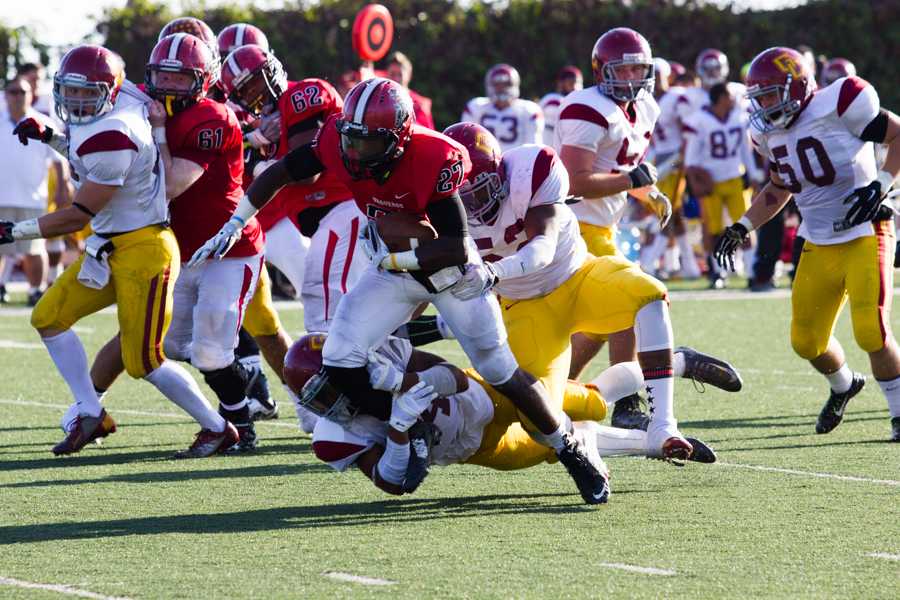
[217,23,270,57]
[336,77,415,180]
[443,122,506,225]
[52,45,125,125]
[219,44,287,116]
[745,46,817,133]
[159,17,220,84]
[591,28,654,102]
[146,33,214,115]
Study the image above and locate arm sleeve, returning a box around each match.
[425,193,468,238]
[283,142,326,182]
[493,233,557,279]
[837,77,880,138]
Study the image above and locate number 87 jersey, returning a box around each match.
[751,76,882,245]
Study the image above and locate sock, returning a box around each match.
[591,362,644,403]
[42,330,102,417]
[876,375,900,417]
[634,301,677,437]
[0,259,14,285]
[48,262,62,284]
[145,361,225,432]
[644,367,677,439]
[545,423,568,452]
[592,424,649,456]
[673,351,686,377]
[677,234,700,277]
[634,300,673,353]
[640,234,668,273]
[825,363,853,394]
[663,246,680,273]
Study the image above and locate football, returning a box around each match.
[375,212,437,252]
[687,166,715,197]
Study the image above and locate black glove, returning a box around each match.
[12,117,53,146]
[843,180,885,227]
[627,162,658,189]
[714,222,749,272]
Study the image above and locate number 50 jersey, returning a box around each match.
[751,76,881,245]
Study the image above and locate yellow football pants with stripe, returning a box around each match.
[791,221,895,359]
[701,176,750,236]
[31,225,179,378]
[465,370,607,470]
[498,255,668,433]
[242,266,283,338]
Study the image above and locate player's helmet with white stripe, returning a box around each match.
[337,77,415,180]
[159,17,220,85]
[443,122,507,226]
[820,58,856,86]
[217,23,270,57]
[284,334,357,426]
[695,48,729,88]
[592,28,654,102]
[146,33,214,115]
[219,44,287,116]
[53,45,125,125]
[485,63,520,105]
[745,47,816,133]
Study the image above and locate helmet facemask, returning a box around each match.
[747,76,801,133]
[53,74,114,125]
[461,171,507,226]
[599,57,654,102]
[298,369,358,425]
[230,57,286,116]
[145,64,205,116]
[336,118,402,181]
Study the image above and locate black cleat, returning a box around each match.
[708,276,726,290]
[676,346,743,392]
[225,422,258,453]
[816,373,865,434]
[403,421,439,494]
[610,394,649,431]
[246,367,277,420]
[890,417,900,442]
[685,437,717,463]
[27,289,43,307]
[556,431,610,505]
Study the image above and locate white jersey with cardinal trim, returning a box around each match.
[683,105,760,183]
[462,97,544,152]
[552,86,660,227]
[311,336,495,471]
[469,144,587,300]
[66,86,168,236]
[539,92,564,145]
[750,76,881,246]
[651,86,686,159]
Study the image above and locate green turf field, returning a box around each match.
[1,291,898,599]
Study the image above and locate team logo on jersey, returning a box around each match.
[773,53,802,78]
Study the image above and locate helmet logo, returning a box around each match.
[474,132,494,157]
[773,53,802,78]
[308,334,326,351]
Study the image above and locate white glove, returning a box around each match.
[367,350,404,393]
[389,381,437,432]
[361,220,390,268]
[646,190,673,229]
[259,111,282,143]
[450,261,499,300]
[187,217,243,268]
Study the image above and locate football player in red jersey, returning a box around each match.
[192,77,611,504]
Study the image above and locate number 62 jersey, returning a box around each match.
[751,76,881,245]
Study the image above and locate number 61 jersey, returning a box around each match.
[751,76,881,245]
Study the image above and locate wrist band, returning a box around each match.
[152,127,167,144]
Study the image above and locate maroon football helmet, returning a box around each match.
[219,44,287,115]
[668,61,686,85]
[442,122,505,226]
[217,23,270,57]
[159,17,220,84]
[337,77,415,180]
[820,58,857,86]
[146,33,214,115]
[745,47,817,132]
[696,48,729,88]
[284,334,357,424]
[556,65,583,94]
[52,45,125,125]
[591,27,654,102]
[485,64,520,105]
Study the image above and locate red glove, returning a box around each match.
[12,118,54,146]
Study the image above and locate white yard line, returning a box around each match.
[0,299,304,318]
[866,552,900,561]
[0,398,300,430]
[323,571,396,586]
[717,462,900,487]
[597,563,676,576]
[0,339,43,349]
[0,576,132,600]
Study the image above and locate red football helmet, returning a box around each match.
[159,17,220,84]
[442,122,506,226]
[284,334,357,424]
[820,58,857,86]
[485,64,520,105]
[52,45,125,125]
[337,77,415,180]
[592,27,654,102]
[556,65,583,94]
[146,33,214,115]
[219,44,287,116]
[696,48,729,88]
[668,61,686,85]
[217,23,270,57]
[745,47,817,133]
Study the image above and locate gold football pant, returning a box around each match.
[701,176,750,236]
[242,265,283,337]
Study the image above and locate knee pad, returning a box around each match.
[202,361,251,406]
[791,329,826,361]
[321,328,367,368]
[469,345,518,386]
[30,294,58,330]
[234,327,261,359]
[853,319,888,354]
[191,341,234,372]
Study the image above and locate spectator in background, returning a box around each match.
[539,66,583,145]
[386,51,434,129]
[0,77,67,305]
[16,63,53,116]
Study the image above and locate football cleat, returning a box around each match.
[676,346,743,392]
[610,394,649,430]
[815,373,865,434]
[556,431,611,505]
[174,422,239,459]
[225,423,259,453]
[403,421,439,494]
[52,409,117,456]
[890,417,900,442]
[685,437,716,464]
[246,366,278,420]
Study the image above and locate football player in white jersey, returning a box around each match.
[2,45,237,456]
[683,82,765,286]
[462,64,544,152]
[715,47,900,441]
[539,66,583,146]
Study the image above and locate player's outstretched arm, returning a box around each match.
[560,144,643,199]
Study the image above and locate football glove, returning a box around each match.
[713,222,749,272]
[361,220,391,268]
[12,117,53,146]
[645,190,672,229]
[367,349,404,393]
[628,162,658,189]
[450,261,499,300]
[388,381,437,433]
[186,218,243,268]
[843,179,887,227]
[0,221,14,245]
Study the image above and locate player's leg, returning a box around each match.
[263,216,309,299]
[702,186,727,288]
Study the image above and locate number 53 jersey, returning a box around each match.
[751,76,881,245]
